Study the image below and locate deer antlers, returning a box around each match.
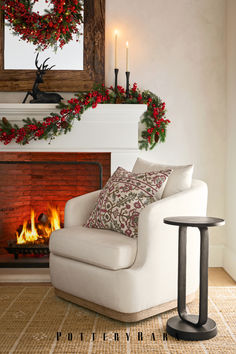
[35,53,56,73]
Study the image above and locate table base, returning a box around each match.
[166,315,217,341]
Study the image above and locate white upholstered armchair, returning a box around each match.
[49,179,208,322]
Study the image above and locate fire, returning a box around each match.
[16,205,61,245]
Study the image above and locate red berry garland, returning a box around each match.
[0,83,171,150]
[2,0,83,50]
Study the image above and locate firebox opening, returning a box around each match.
[0,152,110,268]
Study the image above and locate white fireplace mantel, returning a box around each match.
[0,103,146,173]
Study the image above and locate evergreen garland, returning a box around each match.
[0,83,171,150]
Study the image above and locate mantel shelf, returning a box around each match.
[0,104,147,173]
[0,103,146,122]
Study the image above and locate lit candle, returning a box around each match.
[126,41,129,72]
[115,30,118,68]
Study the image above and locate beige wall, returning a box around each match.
[225,0,236,279]
[0,0,227,266]
[106,0,227,265]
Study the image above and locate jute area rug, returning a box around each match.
[0,286,235,353]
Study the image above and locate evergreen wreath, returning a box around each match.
[1,0,83,51]
[0,83,171,150]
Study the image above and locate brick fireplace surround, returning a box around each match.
[0,103,146,281]
[0,152,110,263]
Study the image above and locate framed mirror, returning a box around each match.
[0,0,105,92]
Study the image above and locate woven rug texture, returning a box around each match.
[0,286,235,353]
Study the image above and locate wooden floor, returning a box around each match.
[0,267,235,286]
[208,267,236,286]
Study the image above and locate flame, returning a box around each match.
[16,205,61,245]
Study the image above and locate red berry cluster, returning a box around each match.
[2,0,83,50]
[146,101,170,143]
[130,83,170,146]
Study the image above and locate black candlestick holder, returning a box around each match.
[114,68,119,93]
[126,71,130,99]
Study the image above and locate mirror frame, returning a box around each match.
[0,0,105,92]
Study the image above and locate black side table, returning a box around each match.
[164,216,225,341]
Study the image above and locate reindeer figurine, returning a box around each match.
[23,54,63,104]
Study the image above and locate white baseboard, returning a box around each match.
[0,268,50,282]
[209,244,224,267]
[223,246,236,281]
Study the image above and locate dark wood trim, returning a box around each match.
[0,10,4,72]
[0,0,105,92]
[0,282,51,285]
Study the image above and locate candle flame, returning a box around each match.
[115,29,118,36]
[126,41,129,48]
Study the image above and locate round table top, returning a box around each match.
[163,216,225,227]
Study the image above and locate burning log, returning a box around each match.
[38,213,48,225]
[6,205,62,259]
[15,206,61,246]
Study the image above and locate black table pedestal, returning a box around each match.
[167,315,217,341]
[164,217,225,341]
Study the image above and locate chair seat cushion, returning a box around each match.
[49,226,137,270]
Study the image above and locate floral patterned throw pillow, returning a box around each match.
[84,167,172,238]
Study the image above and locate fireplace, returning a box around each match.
[0,152,110,267]
[0,104,146,280]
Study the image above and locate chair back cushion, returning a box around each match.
[84,167,172,238]
[132,157,193,198]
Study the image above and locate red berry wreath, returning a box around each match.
[1,0,83,51]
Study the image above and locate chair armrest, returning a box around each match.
[64,190,100,228]
[122,180,208,304]
[135,180,208,268]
